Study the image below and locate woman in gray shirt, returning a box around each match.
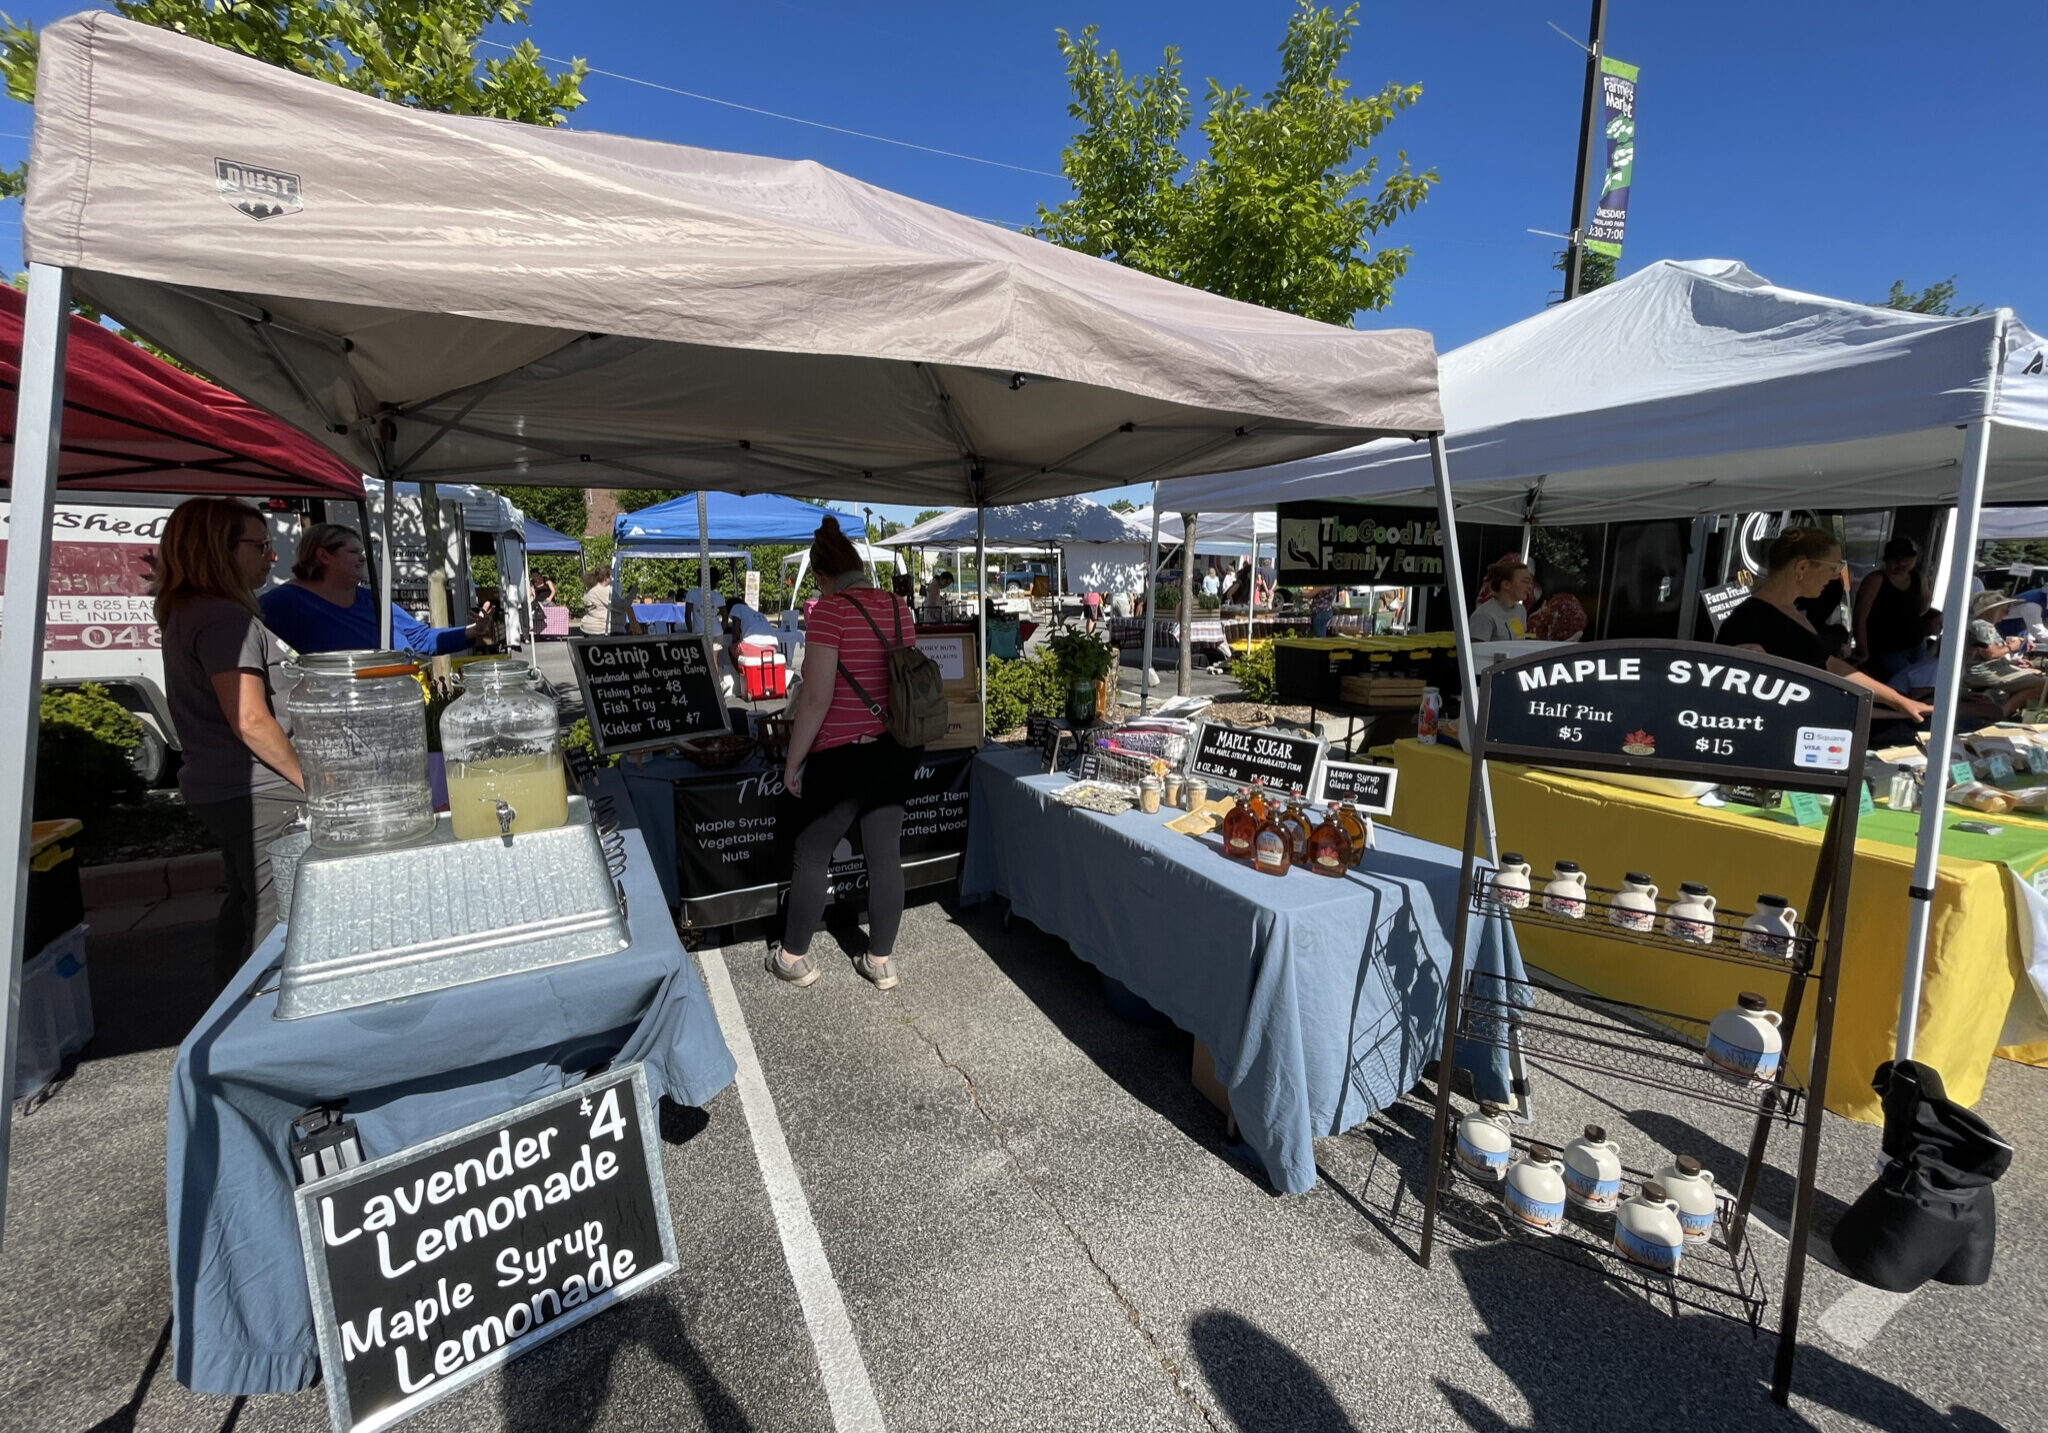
[155,499,304,983]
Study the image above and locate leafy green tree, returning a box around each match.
[609,489,684,515]
[1550,247,1616,298]
[0,1,586,197]
[505,485,585,538]
[1029,2,1434,324]
[1882,277,1983,317]
[912,508,945,527]
[1107,498,1136,513]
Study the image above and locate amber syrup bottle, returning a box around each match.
[1252,806,1292,876]
[1334,802,1370,867]
[1247,782,1270,822]
[1278,792,1312,866]
[1221,792,1258,862]
[1308,808,1352,876]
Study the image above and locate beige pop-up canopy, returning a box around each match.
[0,11,1455,1234]
[19,12,1441,505]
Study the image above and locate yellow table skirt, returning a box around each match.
[1386,739,2035,1123]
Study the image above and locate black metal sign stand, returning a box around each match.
[1416,641,1871,1406]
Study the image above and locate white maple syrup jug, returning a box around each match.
[1614,1181,1686,1273]
[1706,992,1784,1083]
[1502,1142,1568,1237]
[1664,881,1718,944]
[1455,1102,1515,1183]
[1562,1124,1624,1213]
[1542,860,1589,919]
[1491,853,1533,910]
[1655,1156,1720,1246]
[1741,895,1800,958]
[1609,873,1659,932]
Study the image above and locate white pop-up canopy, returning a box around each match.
[1165,257,2048,1065]
[1163,259,2048,524]
[880,498,1152,595]
[0,13,1458,1232]
[1126,506,1277,558]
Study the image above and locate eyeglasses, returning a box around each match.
[235,537,278,554]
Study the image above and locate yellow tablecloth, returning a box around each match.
[1386,739,2040,1123]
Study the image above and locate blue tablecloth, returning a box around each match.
[962,748,1521,1195]
[165,813,735,1397]
[630,602,688,630]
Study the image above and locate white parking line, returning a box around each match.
[698,948,887,1433]
[1816,1283,1914,1351]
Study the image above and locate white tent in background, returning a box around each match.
[1127,506,1277,559]
[1975,508,2048,541]
[880,498,1153,594]
[1162,258,2048,1066]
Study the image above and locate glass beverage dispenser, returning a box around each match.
[438,659,569,839]
[285,651,437,852]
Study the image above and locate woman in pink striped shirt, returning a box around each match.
[768,517,921,991]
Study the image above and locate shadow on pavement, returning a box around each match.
[1187,1308,1359,1432]
[81,921,225,1062]
[501,1286,751,1433]
[954,903,1255,1185]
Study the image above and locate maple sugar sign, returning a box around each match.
[1481,643,1866,783]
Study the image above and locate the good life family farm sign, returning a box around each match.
[1277,503,1447,587]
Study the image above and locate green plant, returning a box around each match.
[562,717,618,769]
[1046,625,1115,686]
[984,652,1065,737]
[36,683,143,816]
[1229,641,1277,702]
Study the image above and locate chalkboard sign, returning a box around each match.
[1482,641,1867,787]
[1188,721,1324,795]
[294,1066,675,1433]
[1076,751,1102,781]
[568,635,726,757]
[1318,760,1399,817]
[1700,582,1749,632]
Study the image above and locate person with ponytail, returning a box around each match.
[768,516,920,991]
[154,498,305,982]
[1718,527,1931,722]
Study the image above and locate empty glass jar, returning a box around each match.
[285,651,436,852]
[438,658,568,840]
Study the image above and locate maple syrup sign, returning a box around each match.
[1482,642,1866,780]
[1188,722,1325,795]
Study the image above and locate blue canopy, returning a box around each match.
[614,491,847,552]
[522,516,582,554]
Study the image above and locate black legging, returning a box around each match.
[782,738,914,959]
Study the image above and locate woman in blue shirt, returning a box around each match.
[261,523,489,656]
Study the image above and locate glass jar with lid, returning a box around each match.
[438,659,569,840]
[285,650,436,852]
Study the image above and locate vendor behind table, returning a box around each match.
[259,522,490,657]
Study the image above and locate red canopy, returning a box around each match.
[0,284,363,499]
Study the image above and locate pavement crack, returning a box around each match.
[903,1015,1225,1433]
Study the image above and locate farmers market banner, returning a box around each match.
[1585,56,1638,260]
[1277,503,1446,587]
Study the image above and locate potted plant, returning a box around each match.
[1047,625,1115,724]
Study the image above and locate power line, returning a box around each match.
[477,40,1060,179]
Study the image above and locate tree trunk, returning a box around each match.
[1178,513,1197,696]
[417,481,454,680]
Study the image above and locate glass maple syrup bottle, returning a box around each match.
[1334,802,1370,866]
[1246,781,1271,822]
[1252,803,1292,876]
[1278,790,1313,865]
[1221,792,1259,862]
[1308,807,1352,877]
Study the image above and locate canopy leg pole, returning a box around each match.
[0,262,71,1245]
[975,506,988,710]
[1900,415,1997,1060]
[1140,489,1161,715]
[376,485,397,649]
[1178,515,1198,696]
[696,492,713,639]
[1428,434,1498,865]
[1678,515,1711,640]
[1246,533,1257,656]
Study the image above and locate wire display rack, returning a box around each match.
[1417,640,1871,1408]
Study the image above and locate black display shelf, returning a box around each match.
[1456,976,1808,1125]
[1418,640,1870,1408]
[1472,876,1819,973]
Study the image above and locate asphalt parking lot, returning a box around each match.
[1,877,2041,1432]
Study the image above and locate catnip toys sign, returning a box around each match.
[1482,641,1867,785]
[294,1067,675,1433]
[568,634,727,756]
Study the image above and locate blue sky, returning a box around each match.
[3,2,2043,525]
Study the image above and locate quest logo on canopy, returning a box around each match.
[214,158,303,221]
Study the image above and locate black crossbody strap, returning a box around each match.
[832,591,895,717]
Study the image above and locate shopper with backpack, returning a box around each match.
[770,515,948,991]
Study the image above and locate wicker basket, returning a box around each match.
[676,733,757,770]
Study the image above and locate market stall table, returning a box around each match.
[961,747,1524,1195]
[1383,738,2048,1123]
[630,601,688,632]
[165,814,734,1397]
[618,746,976,924]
